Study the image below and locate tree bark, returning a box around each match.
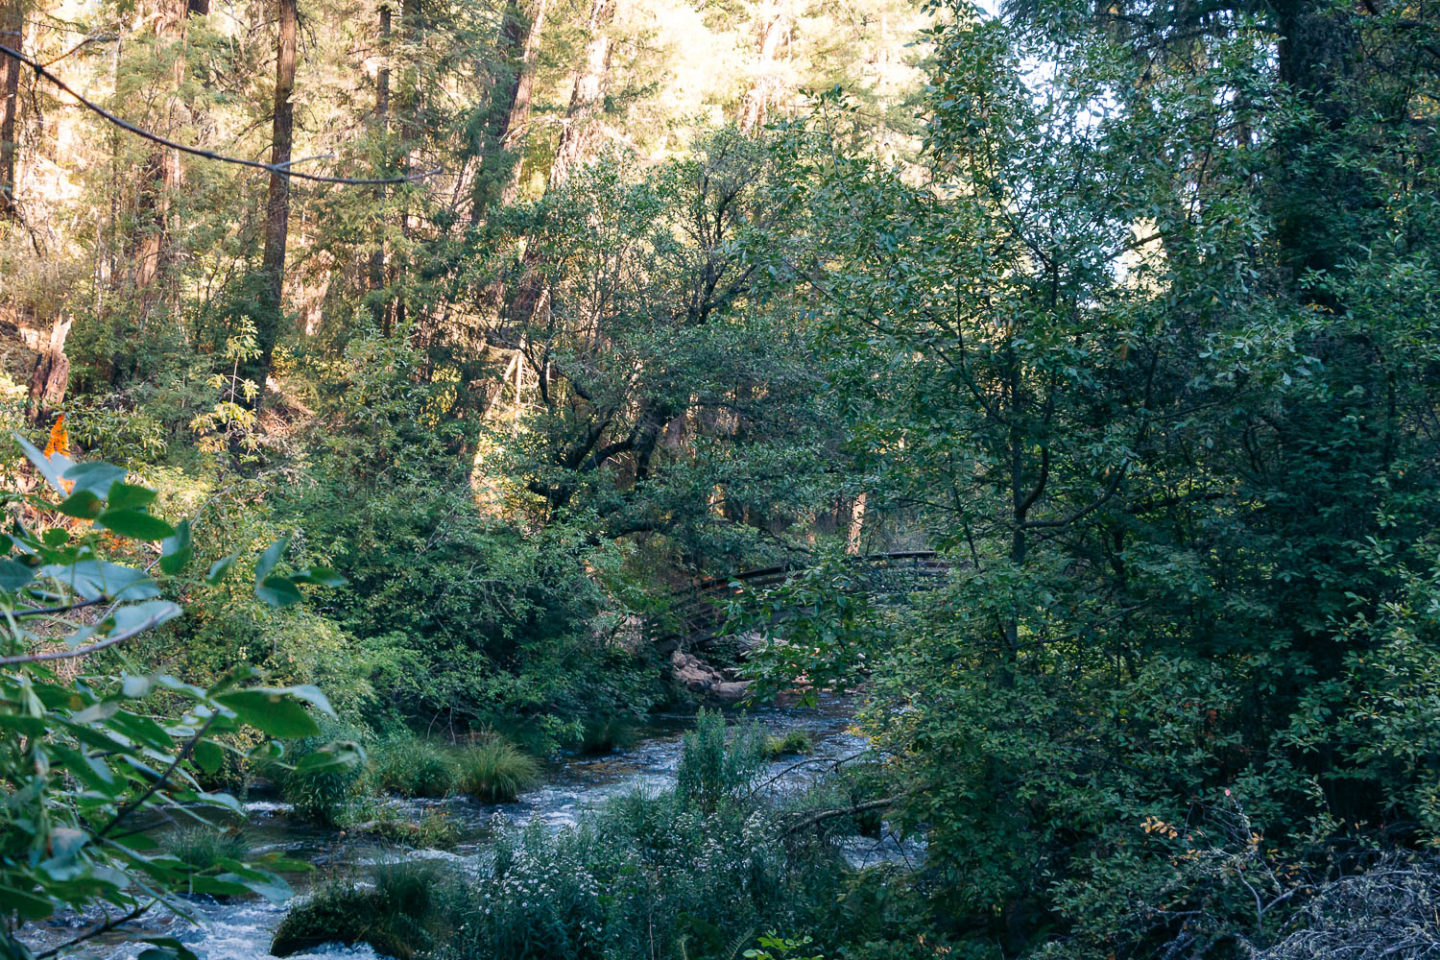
[370,3,391,331]
[845,492,867,555]
[497,0,546,204]
[739,0,788,134]
[0,0,21,220]
[547,0,613,190]
[132,0,191,295]
[27,316,71,426]
[252,0,297,406]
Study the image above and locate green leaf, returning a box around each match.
[0,885,52,919]
[121,675,153,699]
[0,557,34,592]
[254,537,289,582]
[63,461,126,498]
[256,575,303,608]
[159,519,193,575]
[280,684,335,716]
[14,431,73,498]
[41,527,69,546]
[193,740,223,775]
[139,938,199,960]
[221,869,292,902]
[290,566,347,587]
[55,489,104,519]
[39,559,159,600]
[96,509,175,541]
[294,741,364,776]
[215,689,320,738]
[105,482,157,512]
[206,553,239,585]
[106,600,181,640]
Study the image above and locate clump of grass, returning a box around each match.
[272,861,463,960]
[455,738,541,803]
[165,827,249,871]
[370,736,458,798]
[357,809,461,850]
[763,730,814,760]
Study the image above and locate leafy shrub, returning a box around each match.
[676,708,767,813]
[371,736,459,797]
[0,443,363,956]
[270,724,372,827]
[446,712,856,960]
[455,738,541,803]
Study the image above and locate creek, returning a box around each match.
[25,695,920,960]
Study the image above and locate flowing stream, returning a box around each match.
[26,695,920,960]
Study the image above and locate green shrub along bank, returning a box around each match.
[164,828,250,873]
[763,731,814,760]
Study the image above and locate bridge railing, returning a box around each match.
[647,551,950,652]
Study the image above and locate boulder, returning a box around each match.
[671,650,750,701]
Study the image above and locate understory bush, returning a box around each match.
[356,809,462,850]
[763,730,814,759]
[270,724,372,827]
[578,715,641,756]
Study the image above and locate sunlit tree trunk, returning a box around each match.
[497,0,546,204]
[503,0,612,329]
[739,0,789,134]
[547,0,612,190]
[468,0,547,222]
[370,3,391,331]
[0,0,22,220]
[252,0,297,407]
[132,0,191,296]
[26,316,71,426]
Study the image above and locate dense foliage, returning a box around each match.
[2,0,1439,955]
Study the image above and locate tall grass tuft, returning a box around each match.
[455,738,541,803]
[371,736,458,798]
[165,827,249,871]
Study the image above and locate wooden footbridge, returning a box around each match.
[648,551,949,654]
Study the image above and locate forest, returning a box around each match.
[0,0,1438,956]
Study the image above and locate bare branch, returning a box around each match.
[0,606,173,665]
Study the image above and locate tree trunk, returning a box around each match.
[370,3,391,331]
[548,0,613,190]
[0,0,21,220]
[252,0,297,406]
[739,0,788,134]
[132,0,190,296]
[497,0,547,205]
[845,492,867,555]
[27,316,71,426]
